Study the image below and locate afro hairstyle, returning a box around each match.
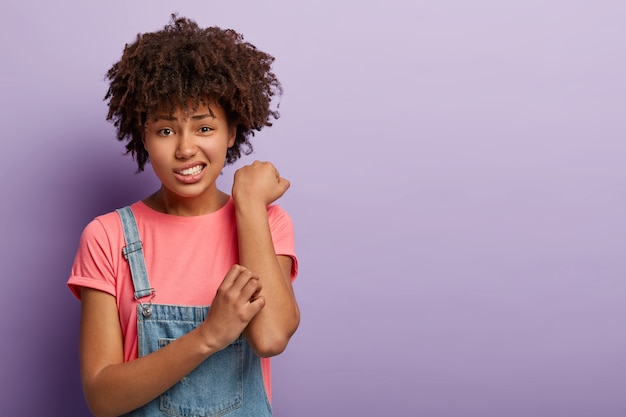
[104,14,282,172]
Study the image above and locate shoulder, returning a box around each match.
[80,211,120,243]
[79,202,146,247]
[267,204,295,233]
[266,203,296,242]
[267,203,292,224]
[267,204,298,279]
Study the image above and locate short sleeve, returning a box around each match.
[67,218,118,300]
[267,205,298,281]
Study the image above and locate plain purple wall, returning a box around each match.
[1,1,625,416]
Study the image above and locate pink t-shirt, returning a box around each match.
[68,197,297,401]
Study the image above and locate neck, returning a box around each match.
[144,187,229,216]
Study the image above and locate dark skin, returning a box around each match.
[79,104,299,417]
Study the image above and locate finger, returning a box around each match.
[230,267,260,295]
[278,177,290,192]
[251,160,266,170]
[246,295,266,316]
[249,289,262,302]
[240,275,262,302]
[219,264,248,290]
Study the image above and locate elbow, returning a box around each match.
[247,318,300,358]
[247,306,300,357]
[248,333,290,358]
[84,393,118,417]
[83,382,122,417]
[87,407,113,417]
[84,397,116,417]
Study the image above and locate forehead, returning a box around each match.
[148,100,226,121]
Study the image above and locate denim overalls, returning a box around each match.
[117,206,272,417]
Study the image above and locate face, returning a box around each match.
[143,102,236,204]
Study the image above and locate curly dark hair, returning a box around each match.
[104,14,282,172]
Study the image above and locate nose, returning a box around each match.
[175,133,197,159]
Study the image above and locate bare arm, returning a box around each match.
[232,160,301,357]
[79,264,264,417]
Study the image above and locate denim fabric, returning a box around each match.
[117,207,271,417]
[117,207,152,299]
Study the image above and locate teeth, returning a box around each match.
[179,165,203,176]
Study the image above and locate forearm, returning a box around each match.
[82,319,219,416]
[81,260,265,417]
[234,199,300,356]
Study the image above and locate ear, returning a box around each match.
[227,126,237,148]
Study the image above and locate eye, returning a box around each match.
[158,128,174,136]
[198,126,213,134]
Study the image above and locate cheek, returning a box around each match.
[203,140,230,155]
[143,138,169,155]
[143,144,169,168]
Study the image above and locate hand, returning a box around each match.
[200,264,265,351]
[232,160,290,207]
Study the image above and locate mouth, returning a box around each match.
[175,164,206,176]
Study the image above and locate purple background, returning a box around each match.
[1,1,625,416]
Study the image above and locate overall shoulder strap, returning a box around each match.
[116,206,154,300]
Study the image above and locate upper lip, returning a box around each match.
[173,162,206,173]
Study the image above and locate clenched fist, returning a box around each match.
[232,160,290,207]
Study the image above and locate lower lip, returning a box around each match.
[174,166,206,184]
